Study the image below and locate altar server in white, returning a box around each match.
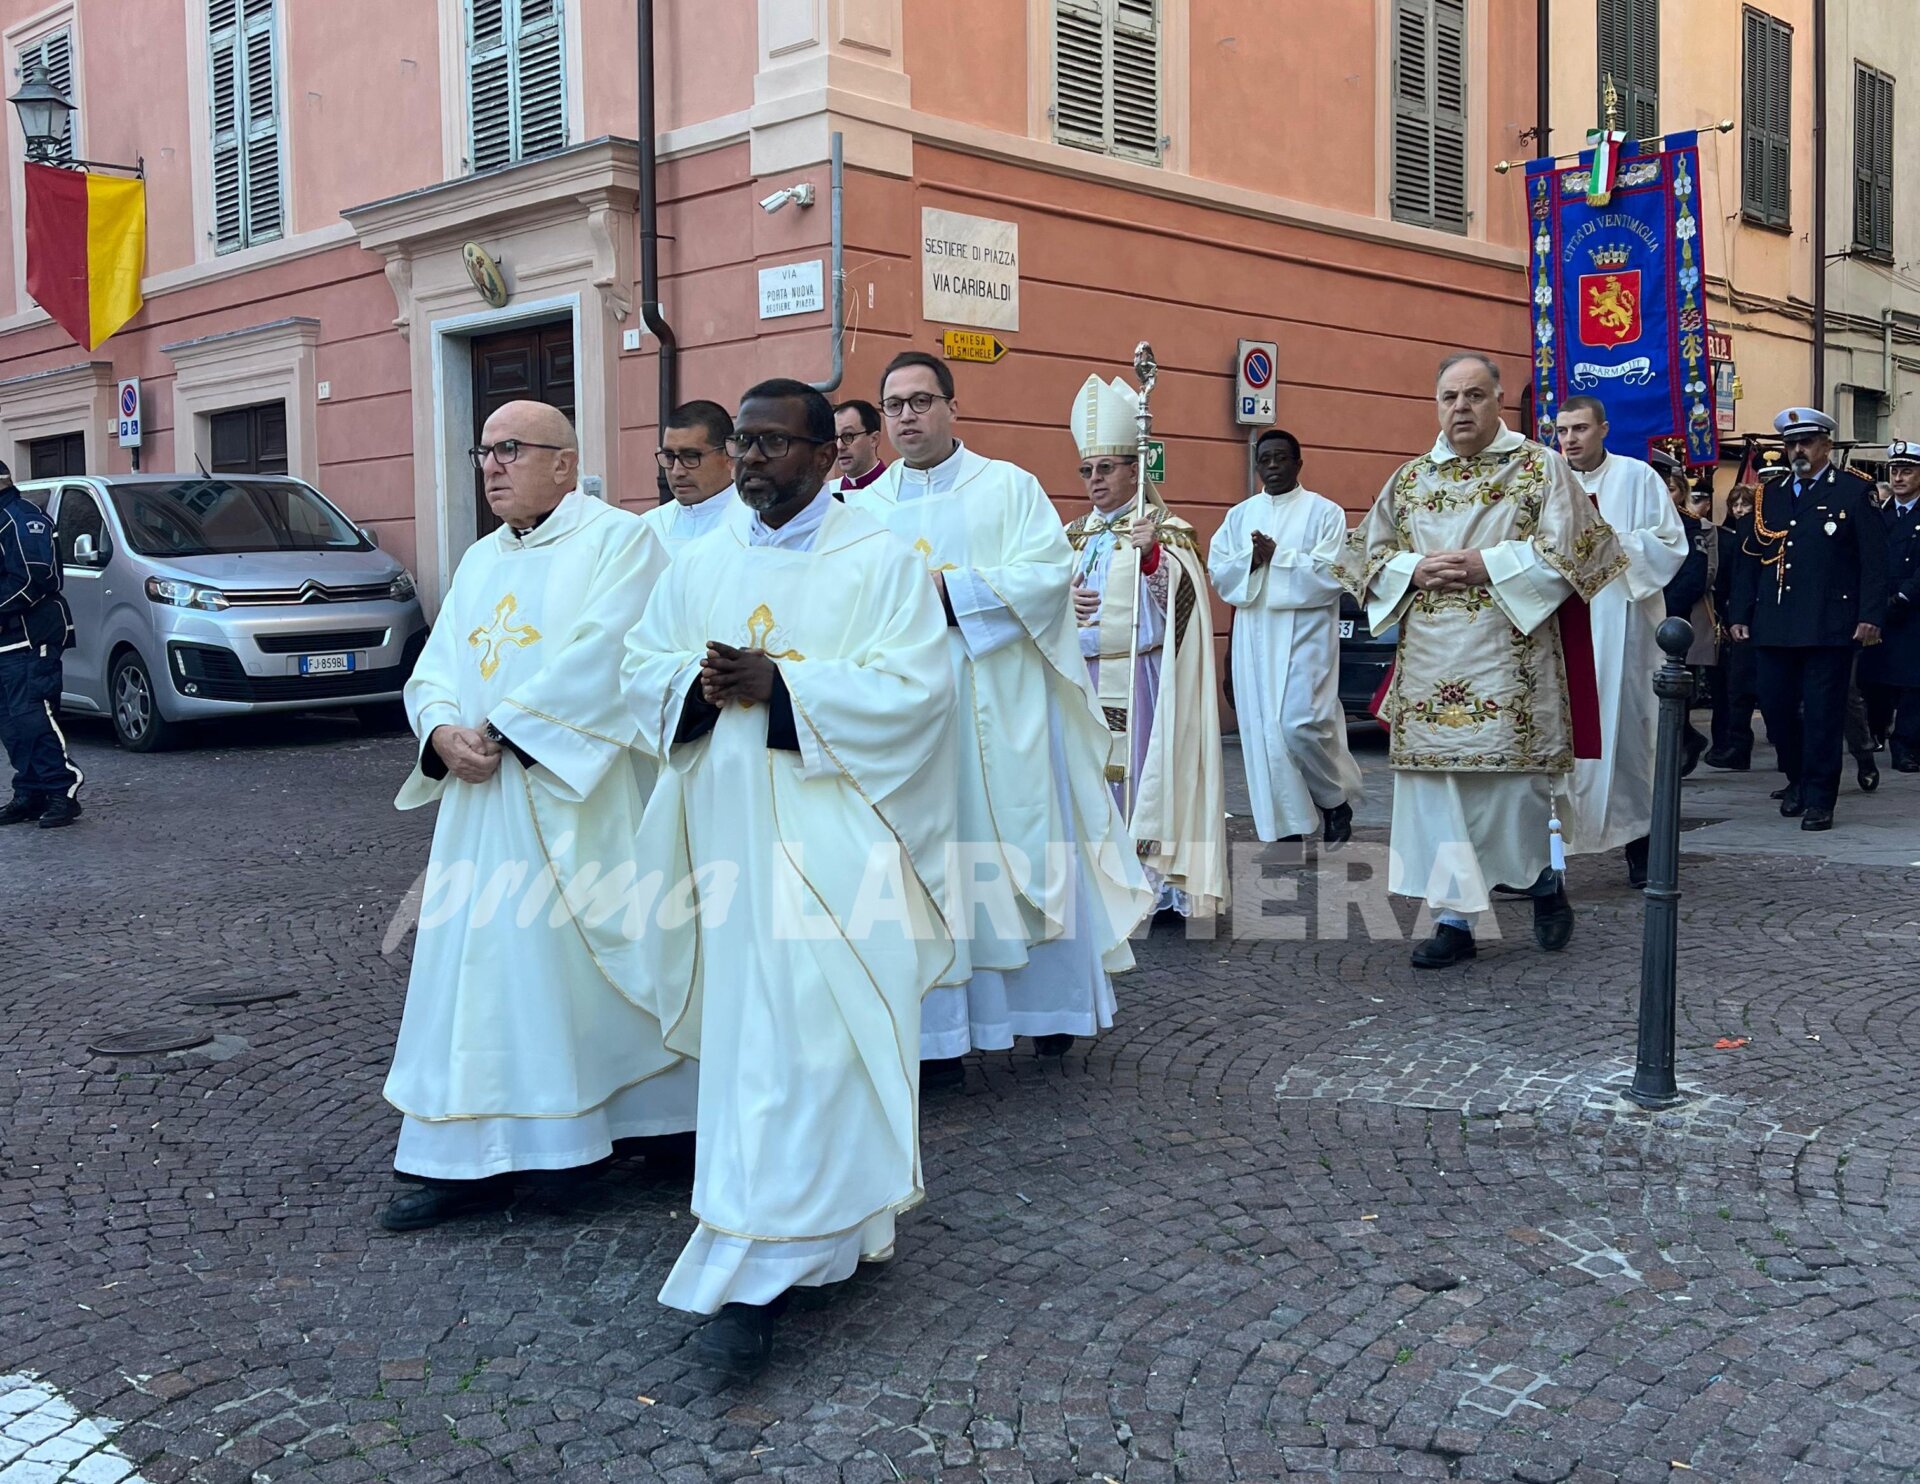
[379,401,695,1232]
[1553,396,1689,887]
[622,379,957,1375]
[850,352,1152,1077]
[1208,429,1364,845]
[641,400,736,549]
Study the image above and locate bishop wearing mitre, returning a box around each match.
[379,401,696,1231]
[621,379,958,1375]
[849,351,1152,1079]
[1062,373,1226,920]
[1336,354,1624,969]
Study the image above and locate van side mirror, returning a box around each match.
[71,533,98,566]
[359,525,380,549]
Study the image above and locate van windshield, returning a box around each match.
[108,480,370,557]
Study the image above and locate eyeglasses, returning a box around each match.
[834,430,872,446]
[880,392,951,418]
[468,439,566,470]
[1077,459,1137,481]
[723,431,828,459]
[655,447,721,470]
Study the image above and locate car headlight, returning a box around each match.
[144,576,230,611]
[387,571,417,602]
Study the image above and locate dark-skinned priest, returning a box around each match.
[621,378,960,1375]
[379,400,695,1231]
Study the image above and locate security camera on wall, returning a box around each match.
[758,183,816,214]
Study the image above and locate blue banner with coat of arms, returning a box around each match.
[1525,132,1717,468]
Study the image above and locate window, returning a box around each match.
[27,432,86,480]
[1391,0,1468,234]
[467,0,567,174]
[209,401,288,476]
[16,29,75,162]
[1597,0,1659,141]
[53,487,108,567]
[1051,0,1162,166]
[1741,8,1792,228]
[1853,64,1893,259]
[208,0,283,254]
[1853,388,1885,444]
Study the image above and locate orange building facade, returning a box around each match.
[0,0,1541,611]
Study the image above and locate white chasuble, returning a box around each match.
[621,497,959,1313]
[385,491,695,1179]
[1335,427,1626,914]
[1564,455,1689,854]
[1066,504,1228,917]
[638,490,734,551]
[854,444,1153,1058]
[1207,488,1364,841]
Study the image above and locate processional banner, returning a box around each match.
[1525,132,1717,468]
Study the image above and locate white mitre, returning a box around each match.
[1071,375,1140,459]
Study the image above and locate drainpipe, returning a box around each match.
[637,0,678,502]
[1885,308,1896,409]
[1812,0,1828,411]
[1535,0,1551,160]
[809,131,847,396]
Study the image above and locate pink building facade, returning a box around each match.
[0,0,1541,614]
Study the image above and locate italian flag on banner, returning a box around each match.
[24,161,146,350]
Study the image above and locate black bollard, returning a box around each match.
[1625,616,1695,1110]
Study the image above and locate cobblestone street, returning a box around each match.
[5,718,1920,1483]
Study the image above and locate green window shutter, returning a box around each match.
[1111,0,1161,165]
[468,0,567,172]
[1392,0,1467,234]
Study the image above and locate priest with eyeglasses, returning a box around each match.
[378,400,694,1232]
[642,400,737,549]
[847,352,1152,1081]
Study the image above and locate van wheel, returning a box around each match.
[355,701,410,732]
[110,652,184,752]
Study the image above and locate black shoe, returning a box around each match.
[1624,837,1650,890]
[1411,924,1476,968]
[1895,757,1919,774]
[1321,802,1353,845]
[693,1299,785,1376]
[0,795,46,826]
[1489,882,1532,897]
[1532,886,1575,952]
[1800,809,1834,832]
[1033,1034,1075,1057]
[1704,750,1750,771]
[1681,731,1707,779]
[1778,786,1805,817]
[377,1177,514,1232]
[37,797,80,829]
[611,1131,697,1174]
[921,1056,965,1091]
[1857,759,1880,792]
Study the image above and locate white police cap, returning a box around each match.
[1773,406,1839,438]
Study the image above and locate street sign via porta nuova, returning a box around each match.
[1234,339,1278,427]
[116,378,142,448]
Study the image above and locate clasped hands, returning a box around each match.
[1412,548,1491,593]
[429,724,502,784]
[700,641,778,706]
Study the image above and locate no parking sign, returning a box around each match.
[1234,340,1277,427]
[116,378,142,448]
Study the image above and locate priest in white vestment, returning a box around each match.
[851,351,1152,1076]
[621,379,957,1375]
[1552,396,1689,887]
[1208,429,1364,845]
[1335,354,1625,969]
[640,400,736,549]
[379,401,695,1232]
[1062,374,1226,920]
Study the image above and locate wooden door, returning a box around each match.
[470,322,576,537]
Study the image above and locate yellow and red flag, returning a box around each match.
[24,161,146,350]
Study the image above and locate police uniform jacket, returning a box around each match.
[1728,466,1889,647]
[0,486,67,653]
[1859,498,1920,688]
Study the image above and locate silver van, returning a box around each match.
[18,473,428,751]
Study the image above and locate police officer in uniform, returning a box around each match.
[1859,438,1920,771]
[0,463,82,827]
[1728,408,1890,831]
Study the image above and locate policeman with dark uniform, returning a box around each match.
[0,463,82,827]
[1859,438,1920,771]
[1728,407,1890,831]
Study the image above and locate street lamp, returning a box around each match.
[8,61,73,163]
